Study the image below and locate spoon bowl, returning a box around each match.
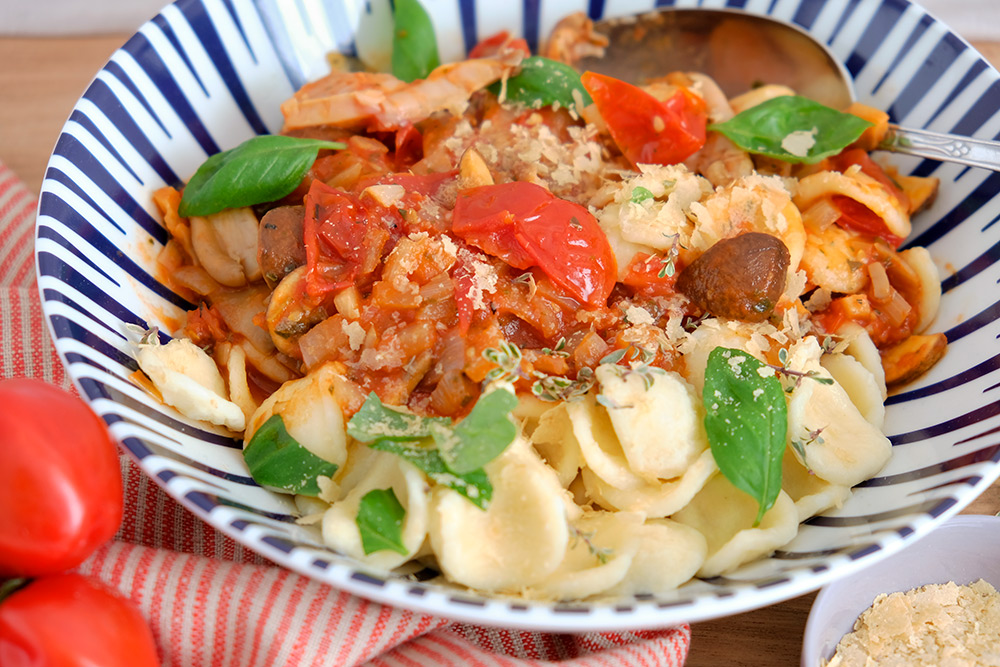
[579,8,854,109]
[581,7,1000,171]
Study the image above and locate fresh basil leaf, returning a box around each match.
[356,488,409,555]
[346,392,450,442]
[392,0,440,82]
[433,388,518,474]
[370,440,492,509]
[707,95,872,164]
[702,347,787,526]
[243,414,338,496]
[179,135,344,217]
[489,56,593,111]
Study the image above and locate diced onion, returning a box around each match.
[803,198,841,230]
[881,289,912,328]
[867,262,892,302]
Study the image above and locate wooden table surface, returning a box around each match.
[2,31,999,667]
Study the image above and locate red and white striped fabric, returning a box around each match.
[0,160,691,667]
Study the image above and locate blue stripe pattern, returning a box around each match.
[35,0,1000,630]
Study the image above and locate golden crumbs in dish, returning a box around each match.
[826,579,1000,666]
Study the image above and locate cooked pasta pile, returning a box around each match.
[142,9,946,599]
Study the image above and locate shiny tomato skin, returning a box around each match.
[831,195,904,248]
[580,71,707,167]
[0,379,122,578]
[452,181,617,306]
[0,574,160,667]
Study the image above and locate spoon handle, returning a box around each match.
[880,125,1000,172]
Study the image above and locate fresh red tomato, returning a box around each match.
[452,181,617,306]
[831,195,904,248]
[580,71,707,167]
[622,251,680,297]
[0,574,159,666]
[468,30,531,59]
[0,379,122,578]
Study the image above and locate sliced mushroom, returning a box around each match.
[265,265,328,359]
[258,205,306,289]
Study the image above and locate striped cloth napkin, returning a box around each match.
[0,160,691,667]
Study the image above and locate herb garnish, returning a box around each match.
[489,56,592,112]
[391,0,440,82]
[346,390,518,508]
[356,488,409,555]
[702,347,787,526]
[243,414,339,496]
[178,135,344,217]
[708,96,872,164]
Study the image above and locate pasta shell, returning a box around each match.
[427,440,571,592]
[820,352,885,429]
[781,447,852,522]
[785,339,891,487]
[524,511,643,601]
[245,362,348,469]
[606,519,708,596]
[321,447,429,570]
[672,474,798,578]
[582,448,717,518]
[595,365,708,481]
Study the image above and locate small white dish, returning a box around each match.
[802,514,1000,666]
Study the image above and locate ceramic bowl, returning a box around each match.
[36,0,1000,630]
[802,514,1000,666]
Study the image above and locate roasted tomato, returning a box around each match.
[451,180,617,306]
[0,379,122,577]
[581,71,708,167]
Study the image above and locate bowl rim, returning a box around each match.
[33,0,1000,631]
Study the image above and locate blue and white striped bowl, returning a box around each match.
[36,0,1000,630]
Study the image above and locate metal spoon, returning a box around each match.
[577,8,1000,171]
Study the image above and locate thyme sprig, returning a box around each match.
[570,525,613,565]
[482,341,523,383]
[790,426,826,473]
[774,348,835,392]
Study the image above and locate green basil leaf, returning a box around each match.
[370,440,492,509]
[391,0,440,82]
[707,95,872,164]
[356,488,409,555]
[702,347,787,526]
[432,388,518,474]
[346,392,451,442]
[179,135,344,217]
[489,56,593,111]
[243,414,338,496]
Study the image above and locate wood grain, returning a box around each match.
[0,29,998,667]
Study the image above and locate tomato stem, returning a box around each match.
[0,577,30,604]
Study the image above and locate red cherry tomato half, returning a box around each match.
[831,195,904,248]
[580,71,708,167]
[0,379,123,578]
[0,574,160,667]
[452,181,617,306]
[468,30,531,59]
